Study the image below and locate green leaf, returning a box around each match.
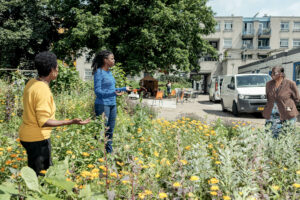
[78,184,91,198]
[0,193,11,200]
[20,167,41,194]
[46,158,69,178]
[44,177,75,195]
[0,182,19,195]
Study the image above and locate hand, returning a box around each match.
[126,86,132,91]
[72,118,90,125]
[115,91,125,96]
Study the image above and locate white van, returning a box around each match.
[209,75,225,102]
[220,74,271,116]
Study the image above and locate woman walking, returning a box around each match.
[263,66,300,138]
[92,50,131,153]
[19,51,90,175]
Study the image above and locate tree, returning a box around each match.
[0,0,56,69]
[0,0,216,74]
[102,0,217,74]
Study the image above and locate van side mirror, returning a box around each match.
[227,84,235,90]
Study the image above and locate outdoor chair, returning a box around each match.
[152,91,164,106]
[169,89,176,98]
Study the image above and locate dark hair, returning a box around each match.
[91,50,113,74]
[35,51,57,77]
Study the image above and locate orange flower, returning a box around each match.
[5,160,12,165]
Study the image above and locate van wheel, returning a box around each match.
[232,101,239,116]
[221,99,226,112]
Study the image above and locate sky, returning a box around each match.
[207,0,300,17]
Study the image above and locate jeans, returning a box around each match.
[95,104,117,153]
[266,117,297,138]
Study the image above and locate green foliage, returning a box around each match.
[21,167,41,193]
[0,0,56,69]
[50,60,83,94]
[1,0,217,74]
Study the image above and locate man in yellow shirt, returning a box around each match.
[19,51,90,175]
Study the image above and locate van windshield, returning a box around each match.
[236,75,271,87]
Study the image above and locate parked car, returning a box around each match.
[208,75,225,102]
[220,74,271,116]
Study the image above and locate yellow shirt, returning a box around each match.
[19,79,56,142]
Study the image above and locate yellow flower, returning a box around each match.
[0,148,3,151]
[99,165,107,171]
[190,176,199,181]
[137,128,142,133]
[173,182,181,187]
[223,195,231,200]
[144,190,152,195]
[292,183,300,188]
[40,170,47,174]
[154,151,159,157]
[66,178,71,181]
[91,168,99,173]
[138,193,145,199]
[209,178,219,184]
[155,173,160,178]
[98,158,104,162]
[66,150,72,154]
[180,160,188,165]
[271,185,280,191]
[82,152,90,157]
[239,192,243,196]
[110,172,117,178]
[7,147,12,152]
[297,170,300,175]
[158,192,168,199]
[215,161,221,165]
[210,185,219,191]
[185,146,191,150]
[0,152,3,156]
[117,161,124,166]
[122,180,130,184]
[210,191,218,196]
[87,164,94,169]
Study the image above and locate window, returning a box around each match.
[293,22,300,31]
[209,41,218,50]
[241,54,253,60]
[242,39,253,49]
[215,22,220,31]
[223,38,232,48]
[280,22,289,31]
[84,69,93,81]
[258,39,270,48]
[295,63,300,84]
[280,39,289,47]
[293,39,300,47]
[224,21,233,31]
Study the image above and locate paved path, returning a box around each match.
[140,95,300,127]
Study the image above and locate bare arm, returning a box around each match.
[42,118,90,127]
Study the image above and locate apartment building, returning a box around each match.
[192,15,300,92]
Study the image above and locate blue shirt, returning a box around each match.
[94,68,126,105]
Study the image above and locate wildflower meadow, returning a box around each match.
[0,70,299,200]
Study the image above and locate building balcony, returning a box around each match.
[242,29,254,38]
[258,28,271,38]
[258,46,270,49]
